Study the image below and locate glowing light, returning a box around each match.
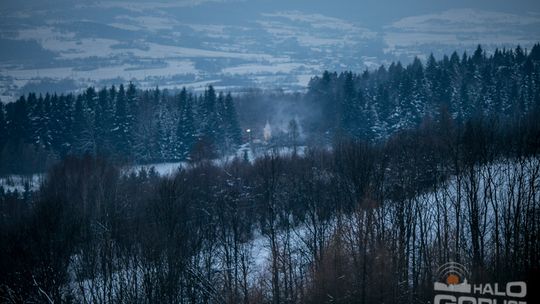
[263,121,272,142]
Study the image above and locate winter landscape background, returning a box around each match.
[1,1,540,304]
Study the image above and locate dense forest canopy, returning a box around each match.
[0,84,242,174]
[303,44,540,140]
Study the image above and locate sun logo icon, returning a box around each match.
[445,273,460,285]
[433,262,471,293]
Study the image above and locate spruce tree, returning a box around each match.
[357,88,374,139]
[153,118,166,161]
[340,72,358,137]
[49,94,63,156]
[113,84,131,158]
[126,82,137,146]
[132,90,154,162]
[223,92,242,150]
[60,94,74,156]
[409,57,427,124]
[72,95,88,154]
[200,85,218,157]
[30,94,46,149]
[176,90,196,160]
[96,87,113,155]
[215,92,227,154]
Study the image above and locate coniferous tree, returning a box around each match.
[84,87,97,116]
[357,88,375,139]
[223,92,242,150]
[95,87,112,155]
[176,88,196,160]
[7,95,31,145]
[371,81,390,139]
[60,94,74,156]
[133,90,155,162]
[72,95,88,154]
[153,118,166,161]
[126,82,137,138]
[215,92,227,154]
[48,94,62,156]
[409,57,427,123]
[314,71,337,138]
[199,85,218,157]
[30,94,47,150]
[113,84,131,158]
[340,72,359,137]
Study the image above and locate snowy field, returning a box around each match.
[2,2,539,102]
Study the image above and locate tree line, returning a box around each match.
[305,44,540,142]
[0,85,242,174]
[2,44,540,175]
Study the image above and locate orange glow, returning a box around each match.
[446,274,460,285]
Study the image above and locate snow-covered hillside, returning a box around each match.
[60,155,539,303]
[1,0,539,101]
[247,156,540,288]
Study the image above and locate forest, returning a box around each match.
[0,84,242,174]
[1,44,539,303]
[1,45,539,173]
